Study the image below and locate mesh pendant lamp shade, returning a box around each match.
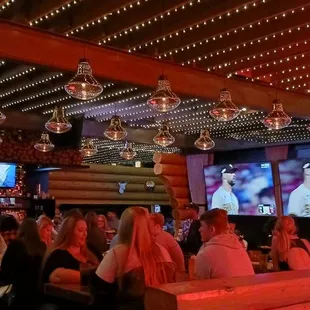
[120,142,137,160]
[194,129,215,150]
[80,139,97,157]
[104,115,127,141]
[34,133,54,152]
[45,106,72,134]
[153,123,175,147]
[210,88,240,122]
[64,59,103,100]
[147,75,181,112]
[263,99,291,130]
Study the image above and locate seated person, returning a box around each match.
[90,207,175,310]
[196,208,254,279]
[41,213,98,285]
[271,216,310,271]
[149,213,185,273]
[179,203,202,255]
[0,215,19,246]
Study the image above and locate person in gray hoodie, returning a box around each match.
[196,208,254,279]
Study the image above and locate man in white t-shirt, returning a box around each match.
[287,163,310,217]
[211,165,239,215]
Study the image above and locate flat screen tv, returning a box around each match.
[279,159,310,217]
[0,163,16,188]
[204,162,276,216]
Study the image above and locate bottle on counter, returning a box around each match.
[188,255,197,280]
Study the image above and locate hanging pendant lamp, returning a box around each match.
[104,115,127,141]
[147,75,181,112]
[34,133,54,152]
[45,106,72,134]
[153,122,175,147]
[0,111,6,125]
[263,99,291,130]
[194,129,215,150]
[210,88,240,122]
[120,142,137,160]
[64,59,103,100]
[80,138,97,157]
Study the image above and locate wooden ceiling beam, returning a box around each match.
[170,7,310,63]
[110,0,253,50]
[28,0,72,22]
[80,0,188,42]
[139,0,309,57]
[1,21,310,118]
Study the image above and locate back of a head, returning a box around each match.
[37,215,53,231]
[118,207,168,286]
[200,208,228,233]
[63,208,83,220]
[275,216,296,235]
[19,218,45,256]
[150,213,165,228]
[85,211,98,231]
[0,215,19,232]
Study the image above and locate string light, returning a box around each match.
[0,61,5,67]
[0,67,36,84]
[0,73,63,99]
[29,0,83,26]
[0,0,14,12]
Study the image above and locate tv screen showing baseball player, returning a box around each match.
[204,163,276,216]
[279,160,310,217]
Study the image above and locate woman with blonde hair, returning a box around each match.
[91,207,175,310]
[41,212,98,284]
[85,211,107,261]
[37,215,53,246]
[271,216,310,271]
[97,214,109,231]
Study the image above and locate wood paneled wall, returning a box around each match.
[49,164,170,207]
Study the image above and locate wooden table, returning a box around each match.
[44,283,92,305]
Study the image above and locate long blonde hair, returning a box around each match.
[118,207,168,286]
[97,214,109,230]
[37,215,53,245]
[46,212,97,264]
[274,216,297,261]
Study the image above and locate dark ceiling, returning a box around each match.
[0,0,309,164]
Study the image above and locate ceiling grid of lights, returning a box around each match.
[0,67,36,84]
[0,0,15,12]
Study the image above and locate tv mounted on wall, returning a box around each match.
[0,163,17,188]
[204,162,276,216]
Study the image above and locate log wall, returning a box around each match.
[49,164,170,207]
[153,153,190,219]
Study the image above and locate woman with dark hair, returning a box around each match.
[85,211,107,261]
[0,218,46,309]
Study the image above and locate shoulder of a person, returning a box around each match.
[156,243,173,262]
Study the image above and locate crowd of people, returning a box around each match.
[0,205,309,310]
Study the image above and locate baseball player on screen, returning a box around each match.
[287,163,310,217]
[211,164,239,215]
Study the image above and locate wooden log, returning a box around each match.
[160,176,188,187]
[154,164,187,176]
[49,171,163,184]
[49,180,167,193]
[145,270,310,310]
[166,187,190,199]
[80,164,156,176]
[55,199,171,207]
[153,152,186,165]
[50,189,169,201]
[172,208,193,220]
[170,198,190,209]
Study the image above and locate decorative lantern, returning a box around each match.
[80,139,97,157]
[147,75,181,112]
[45,106,72,134]
[120,142,136,160]
[263,99,291,130]
[64,59,103,100]
[145,180,155,192]
[104,115,127,141]
[153,122,175,147]
[34,133,54,152]
[194,129,215,150]
[210,88,240,121]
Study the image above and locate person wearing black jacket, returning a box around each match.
[179,203,202,255]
